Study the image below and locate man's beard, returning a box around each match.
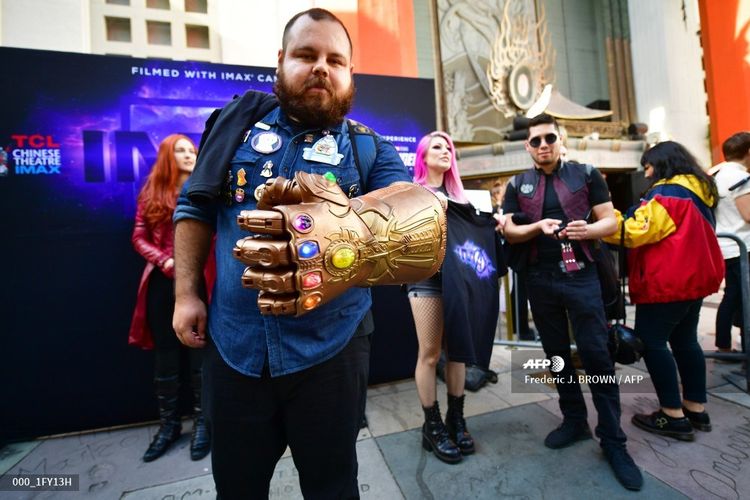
[534,152,559,168]
[274,68,355,129]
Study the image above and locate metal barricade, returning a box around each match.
[703,233,750,393]
[496,236,750,394]
[494,270,543,348]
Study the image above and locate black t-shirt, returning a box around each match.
[502,163,610,265]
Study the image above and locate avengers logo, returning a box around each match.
[453,241,495,279]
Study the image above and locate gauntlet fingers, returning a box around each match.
[241,268,296,293]
[237,210,285,234]
[257,292,298,315]
[233,237,291,267]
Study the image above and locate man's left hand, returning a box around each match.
[560,220,589,240]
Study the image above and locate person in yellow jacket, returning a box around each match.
[604,141,724,441]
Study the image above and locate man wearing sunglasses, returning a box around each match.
[500,113,642,491]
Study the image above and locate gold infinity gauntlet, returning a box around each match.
[233,171,447,316]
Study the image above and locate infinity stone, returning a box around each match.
[323,171,337,185]
[302,294,322,310]
[293,213,313,232]
[332,247,356,269]
[302,272,322,290]
[298,241,319,259]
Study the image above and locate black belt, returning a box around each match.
[558,260,586,273]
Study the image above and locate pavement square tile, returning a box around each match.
[375,404,684,499]
[538,392,750,499]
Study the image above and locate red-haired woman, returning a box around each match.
[128,134,213,462]
[408,131,472,464]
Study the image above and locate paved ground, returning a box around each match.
[2,293,749,499]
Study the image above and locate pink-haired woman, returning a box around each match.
[408,131,471,464]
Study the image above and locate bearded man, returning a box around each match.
[172,8,444,499]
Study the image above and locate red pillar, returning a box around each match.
[698,0,750,163]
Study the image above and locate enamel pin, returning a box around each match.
[303,134,343,165]
[254,184,265,201]
[251,131,282,154]
[236,168,247,187]
[260,160,274,178]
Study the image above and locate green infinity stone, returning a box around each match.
[323,171,337,185]
[331,247,356,269]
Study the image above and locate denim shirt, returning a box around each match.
[174,107,411,377]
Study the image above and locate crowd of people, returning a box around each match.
[123,7,749,499]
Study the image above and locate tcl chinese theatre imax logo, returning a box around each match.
[6,134,62,175]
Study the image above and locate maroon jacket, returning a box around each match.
[128,201,215,349]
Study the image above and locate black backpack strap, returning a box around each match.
[346,120,378,338]
[346,119,378,193]
[618,220,628,324]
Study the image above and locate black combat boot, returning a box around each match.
[422,401,461,464]
[143,375,182,462]
[446,394,475,455]
[189,372,211,461]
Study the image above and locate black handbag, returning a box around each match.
[607,222,645,365]
[609,323,645,365]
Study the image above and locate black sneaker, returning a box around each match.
[602,445,643,491]
[544,420,593,449]
[631,410,695,441]
[682,407,711,432]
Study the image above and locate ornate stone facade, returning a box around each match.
[437,0,553,143]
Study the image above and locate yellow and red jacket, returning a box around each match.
[604,174,724,304]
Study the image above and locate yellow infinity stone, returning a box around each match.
[331,247,356,269]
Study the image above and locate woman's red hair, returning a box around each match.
[137,134,196,228]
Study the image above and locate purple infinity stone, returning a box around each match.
[293,213,313,233]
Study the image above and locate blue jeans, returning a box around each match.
[635,300,706,409]
[527,265,627,447]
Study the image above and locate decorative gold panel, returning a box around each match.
[437,0,554,143]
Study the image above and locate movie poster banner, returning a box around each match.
[0,47,435,440]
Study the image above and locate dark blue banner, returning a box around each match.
[0,47,435,441]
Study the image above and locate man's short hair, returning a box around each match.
[282,8,353,56]
[722,132,750,161]
[527,113,559,137]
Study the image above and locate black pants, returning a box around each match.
[527,266,626,447]
[716,256,748,350]
[511,271,531,336]
[636,299,706,409]
[146,270,203,381]
[204,334,370,500]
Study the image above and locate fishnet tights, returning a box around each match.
[410,296,446,406]
[410,296,445,352]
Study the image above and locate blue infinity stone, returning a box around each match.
[298,241,320,259]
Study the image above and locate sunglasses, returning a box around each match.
[528,133,558,148]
